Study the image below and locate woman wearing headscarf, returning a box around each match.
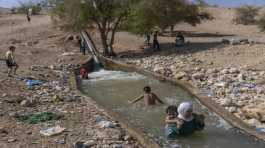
[165,102,205,139]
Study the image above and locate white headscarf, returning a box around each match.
[178,102,194,122]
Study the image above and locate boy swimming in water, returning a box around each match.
[129,86,164,107]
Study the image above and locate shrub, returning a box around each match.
[233,5,260,25]
[257,13,265,31]
[17,3,42,15]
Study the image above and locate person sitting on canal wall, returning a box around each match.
[175,33,185,47]
[80,65,89,79]
[129,86,164,107]
[165,102,205,139]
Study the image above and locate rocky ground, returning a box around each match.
[0,14,141,148]
[3,6,265,147]
[0,64,141,148]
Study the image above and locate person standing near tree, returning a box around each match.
[153,31,160,51]
[26,8,32,22]
[145,32,151,46]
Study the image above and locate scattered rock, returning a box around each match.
[7,138,17,143]
[20,98,37,107]
[220,98,232,107]
[228,107,237,113]
[84,140,96,147]
[0,127,8,135]
[113,144,123,148]
[192,72,204,80]
[65,35,74,41]
[2,93,7,97]
[174,71,187,80]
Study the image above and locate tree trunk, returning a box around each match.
[99,30,109,56]
[107,26,118,57]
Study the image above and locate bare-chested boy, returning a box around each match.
[129,86,164,106]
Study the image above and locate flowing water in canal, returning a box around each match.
[80,69,265,148]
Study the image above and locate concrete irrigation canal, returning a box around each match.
[78,64,265,148]
[75,31,265,148]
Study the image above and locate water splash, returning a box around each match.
[87,69,145,82]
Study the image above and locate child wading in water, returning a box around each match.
[129,86,164,107]
[165,102,205,140]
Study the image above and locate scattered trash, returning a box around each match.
[95,116,115,128]
[256,127,265,133]
[26,79,43,89]
[215,82,226,87]
[16,112,63,124]
[53,95,63,102]
[113,144,123,148]
[97,121,115,128]
[95,116,106,123]
[40,125,65,136]
[62,52,75,56]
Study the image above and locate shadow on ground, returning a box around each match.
[117,41,224,58]
[161,30,235,38]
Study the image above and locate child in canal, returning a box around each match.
[165,102,205,139]
[129,86,164,107]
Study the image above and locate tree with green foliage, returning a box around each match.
[17,1,42,15]
[233,5,260,25]
[51,0,133,56]
[51,0,211,56]
[257,13,265,32]
[194,0,209,7]
[124,0,212,35]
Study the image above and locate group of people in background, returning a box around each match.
[145,31,185,52]
[145,31,160,51]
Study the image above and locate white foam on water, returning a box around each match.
[87,69,145,82]
[212,112,232,130]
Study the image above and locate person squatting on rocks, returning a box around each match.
[153,31,160,51]
[175,33,185,47]
[165,102,205,140]
[129,86,164,107]
[5,46,19,77]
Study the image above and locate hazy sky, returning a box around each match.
[1,0,265,8]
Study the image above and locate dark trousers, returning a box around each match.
[153,40,160,51]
